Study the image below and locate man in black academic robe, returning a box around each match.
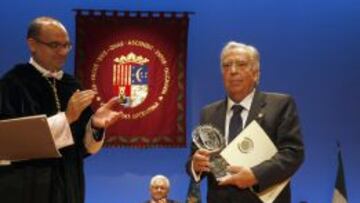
[0,16,121,203]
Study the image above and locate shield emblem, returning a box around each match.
[113,53,149,107]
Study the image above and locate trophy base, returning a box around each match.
[209,153,229,179]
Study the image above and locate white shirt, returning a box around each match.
[30,57,64,80]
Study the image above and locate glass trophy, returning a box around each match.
[192,125,229,179]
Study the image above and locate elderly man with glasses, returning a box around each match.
[145,175,180,203]
[187,41,305,203]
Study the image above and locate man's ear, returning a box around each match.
[251,68,260,84]
[27,38,36,53]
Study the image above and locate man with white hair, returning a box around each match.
[187,41,304,202]
[145,175,180,203]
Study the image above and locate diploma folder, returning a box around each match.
[0,114,61,161]
[220,121,289,203]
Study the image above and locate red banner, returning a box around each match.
[75,10,189,147]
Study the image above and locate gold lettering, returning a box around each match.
[108,41,124,51]
[96,50,108,62]
[127,40,153,50]
[161,67,170,95]
[131,102,159,119]
[155,50,167,65]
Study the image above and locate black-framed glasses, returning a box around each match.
[34,38,72,51]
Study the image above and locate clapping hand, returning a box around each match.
[65,90,96,124]
[91,97,121,129]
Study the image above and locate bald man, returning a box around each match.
[0,16,121,203]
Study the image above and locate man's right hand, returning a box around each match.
[192,149,211,173]
[65,89,96,124]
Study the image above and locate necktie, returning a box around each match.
[228,105,243,143]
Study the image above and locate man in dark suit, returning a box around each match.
[186,41,304,203]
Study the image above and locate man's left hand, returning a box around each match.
[91,97,121,129]
[218,165,258,189]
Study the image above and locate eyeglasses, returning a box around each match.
[151,185,168,191]
[222,60,252,71]
[34,38,72,51]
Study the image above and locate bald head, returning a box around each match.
[26,16,71,72]
[27,16,67,40]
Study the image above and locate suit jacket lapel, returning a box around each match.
[246,90,266,127]
[211,93,266,136]
[213,99,227,137]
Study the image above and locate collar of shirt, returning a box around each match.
[29,57,64,80]
[226,89,255,113]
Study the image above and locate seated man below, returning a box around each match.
[145,174,180,203]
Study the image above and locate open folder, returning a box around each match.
[220,121,289,203]
[0,114,61,161]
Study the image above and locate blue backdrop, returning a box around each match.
[1,0,359,202]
